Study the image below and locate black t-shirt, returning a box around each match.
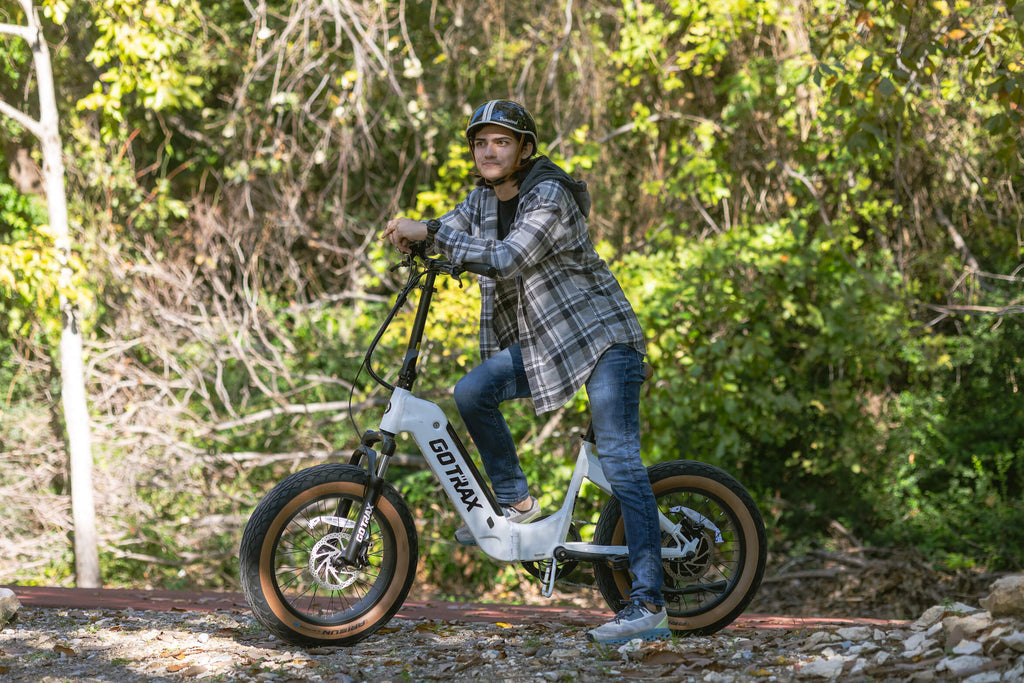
[497,195,520,240]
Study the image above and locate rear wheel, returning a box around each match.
[238,464,418,646]
[593,460,766,636]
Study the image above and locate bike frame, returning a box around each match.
[349,252,700,592]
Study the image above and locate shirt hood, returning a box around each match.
[518,156,592,218]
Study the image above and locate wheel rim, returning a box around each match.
[609,481,752,617]
[264,489,395,626]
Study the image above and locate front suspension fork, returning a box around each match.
[341,430,395,565]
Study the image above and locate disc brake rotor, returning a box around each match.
[308,532,359,590]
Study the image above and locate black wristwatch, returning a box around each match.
[425,218,442,241]
[424,218,442,249]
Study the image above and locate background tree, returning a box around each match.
[0,0,99,587]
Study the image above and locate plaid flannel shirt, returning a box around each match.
[434,159,646,414]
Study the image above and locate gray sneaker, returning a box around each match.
[454,496,541,545]
[587,602,671,644]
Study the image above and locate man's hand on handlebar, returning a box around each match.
[383,217,427,253]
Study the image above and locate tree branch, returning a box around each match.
[934,205,982,274]
[208,397,389,432]
[0,22,33,40]
[0,98,42,137]
[212,449,427,469]
[919,301,1024,317]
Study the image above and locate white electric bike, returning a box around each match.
[239,248,767,646]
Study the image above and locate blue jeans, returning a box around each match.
[453,343,664,606]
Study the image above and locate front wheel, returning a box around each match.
[593,460,766,636]
[238,463,418,646]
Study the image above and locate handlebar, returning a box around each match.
[399,241,497,279]
[459,261,498,278]
[364,245,496,392]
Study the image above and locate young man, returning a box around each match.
[382,100,668,644]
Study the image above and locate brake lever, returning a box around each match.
[388,254,413,273]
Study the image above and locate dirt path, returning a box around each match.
[3,585,1021,681]
[9,585,876,629]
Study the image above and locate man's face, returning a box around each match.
[471,124,532,183]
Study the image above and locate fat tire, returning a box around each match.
[593,460,766,636]
[239,463,417,646]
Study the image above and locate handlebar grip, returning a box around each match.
[408,240,430,258]
[461,261,497,278]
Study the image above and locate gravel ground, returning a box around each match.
[0,604,861,682]
[3,567,1024,682]
[2,596,1023,682]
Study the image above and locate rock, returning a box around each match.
[835,626,872,641]
[0,588,21,628]
[903,631,941,659]
[952,639,983,655]
[801,630,836,649]
[796,654,846,679]
[938,654,988,675]
[1006,659,1024,681]
[979,575,1024,617]
[1002,631,1024,653]
[914,605,947,630]
[914,602,981,630]
[962,673,1002,683]
[944,612,994,640]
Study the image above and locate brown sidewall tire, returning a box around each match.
[594,461,766,636]
[239,464,417,646]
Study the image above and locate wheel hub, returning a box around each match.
[665,532,715,581]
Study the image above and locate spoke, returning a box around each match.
[270,494,396,620]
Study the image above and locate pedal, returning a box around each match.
[605,554,630,571]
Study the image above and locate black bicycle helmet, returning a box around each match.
[465,100,539,153]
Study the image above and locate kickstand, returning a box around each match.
[542,559,559,598]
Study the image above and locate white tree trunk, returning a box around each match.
[0,0,101,587]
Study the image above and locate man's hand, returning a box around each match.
[383,217,428,253]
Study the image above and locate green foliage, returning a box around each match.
[0,178,84,348]
[879,314,1024,569]
[75,0,207,126]
[615,222,913,544]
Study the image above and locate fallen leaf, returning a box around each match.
[178,664,207,677]
[643,650,686,665]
